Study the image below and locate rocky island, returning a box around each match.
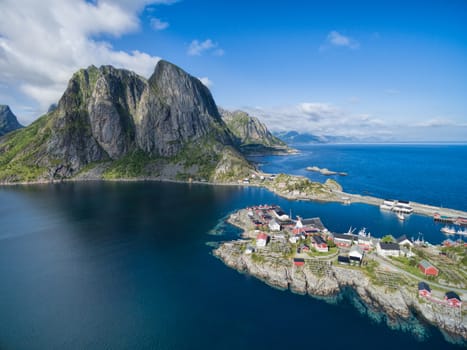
[213,205,467,342]
[306,165,347,176]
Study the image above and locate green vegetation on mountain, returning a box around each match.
[219,108,290,154]
[0,61,255,183]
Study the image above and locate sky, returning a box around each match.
[0,0,466,141]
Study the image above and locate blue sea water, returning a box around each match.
[253,144,467,212]
[0,145,465,349]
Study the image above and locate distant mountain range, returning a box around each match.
[274,131,357,144]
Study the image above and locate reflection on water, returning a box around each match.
[0,182,463,349]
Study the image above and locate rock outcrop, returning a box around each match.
[214,241,467,341]
[0,105,23,137]
[0,61,254,182]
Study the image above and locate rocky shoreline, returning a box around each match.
[1,172,467,220]
[213,240,466,342]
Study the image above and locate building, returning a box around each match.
[293,258,305,267]
[445,292,462,308]
[376,242,400,257]
[380,199,395,210]
[289,236,299,244]
[400,245,415,258]
[396,235,413,247]
[418,282,431,297]
[442,238,457,247]
[349,245,364,263]
[392,200,413,214]
[418,260,439,276]
[245,245,255,255]
[358,235,372,250]
[273,208,289,222]
[333,234,354,248]
[312,235,328,252]
[268,219,281,232]
[337,256,350,265]
[256,233,269,247]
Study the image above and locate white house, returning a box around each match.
[396,235,413,247]
[289,236,299,244]
[256,233,268,247]
[268,219,281,232]
[377,242,400,257]
[349,245,364,262]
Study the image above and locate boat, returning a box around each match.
[457,228,467,236]
[380,199,395,211]
[441,226,456,235]
[397,212,405,221]
[358,228,368,237]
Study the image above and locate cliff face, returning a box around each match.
[214,242,467,340]
[0,61,252,182]
[0,105,23,137]
[219,108,288,154]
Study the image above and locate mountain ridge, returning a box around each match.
[0,61,253,183]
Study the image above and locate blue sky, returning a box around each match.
[0,0,466,141]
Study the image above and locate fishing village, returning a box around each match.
[213,203,467,341]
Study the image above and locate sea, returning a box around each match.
[0,144,466,349]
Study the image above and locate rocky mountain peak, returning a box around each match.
[0,105,23,137]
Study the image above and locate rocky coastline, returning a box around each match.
[214,239,466,342]
[212,209,467,342]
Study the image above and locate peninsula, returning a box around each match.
[213,205,467,341]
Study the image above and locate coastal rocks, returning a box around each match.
[306,165,347,176]
[213,241,466,341]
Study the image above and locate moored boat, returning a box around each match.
[441,226,456,235]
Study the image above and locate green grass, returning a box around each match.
[0,114,51,181]
[103,150,153,179]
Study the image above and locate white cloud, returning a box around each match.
[187,39,224,56]
[321,30,359,50]
[412,118,467,128]
[242,102,391,139]
[198,77,213,88]
[150,17,169,30]
[0,0,174,118]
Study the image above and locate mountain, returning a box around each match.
[275,131,357,145]
[0,61,253,183]
[219,108,290,154]
[0,105,23,137]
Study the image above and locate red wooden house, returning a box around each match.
[445,292,462,308]
[418,282,431,298]
[418,260,439,277]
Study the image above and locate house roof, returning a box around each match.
[334,234,354,241]
[379,242,400,251]
[312,235,326,245]
[418,282,431,292]
[257,233,268,240]
[396,235,410,243]
[350,245,364,255]
[337,256,350,263]
[419,259,436,270]
[445,291,461,301]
